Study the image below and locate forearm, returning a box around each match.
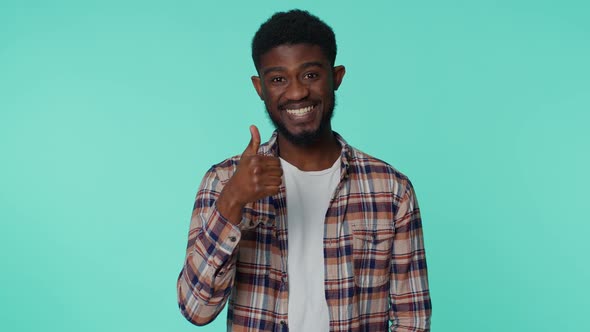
[177,167,244,325]
[389,307,431,332]
[389,259,431,332]
[177,207,241,325]
[389,246,431,331]
[389,182,432,331]
[177,258,236,325]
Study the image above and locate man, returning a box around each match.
[177,9,431,332]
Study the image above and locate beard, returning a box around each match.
[265,93,336,147]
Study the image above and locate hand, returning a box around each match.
[217,125,283,224]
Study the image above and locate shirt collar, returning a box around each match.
[260,130,352,178]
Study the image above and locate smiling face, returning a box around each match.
[252,43,345,146]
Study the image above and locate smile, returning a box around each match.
[285,105,316,117]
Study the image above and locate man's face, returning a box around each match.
[252,44,345,146]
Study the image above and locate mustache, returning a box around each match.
[278,100,318,110]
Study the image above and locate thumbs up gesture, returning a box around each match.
[243,124,262,157]
[217,125,283,224]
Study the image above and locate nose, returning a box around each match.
[284,78,309,101]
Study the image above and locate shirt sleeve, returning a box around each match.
[389,181,432,331]
[177,166,242,326]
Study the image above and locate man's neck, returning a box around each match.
[277,130,341,171]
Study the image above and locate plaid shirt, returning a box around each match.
[177,132,431,331]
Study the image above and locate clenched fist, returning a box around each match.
[217,125,283,224]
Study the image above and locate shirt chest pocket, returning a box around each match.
[351,221,394,287]
[236,221,279,279]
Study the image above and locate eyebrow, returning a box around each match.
[262,61,326,76]
[301,61,325,70]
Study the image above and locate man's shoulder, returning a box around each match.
[212,154,241,169]
[207,154,240,183]
[346,144,411,188]
[207,139,274,182]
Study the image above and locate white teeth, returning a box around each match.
[286,105,314,116]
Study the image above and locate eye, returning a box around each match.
[304,72,319,80]
[270,76,286,83]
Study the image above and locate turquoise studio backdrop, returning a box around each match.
[1,0,589,331]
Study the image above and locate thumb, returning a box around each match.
[243,125,260,156]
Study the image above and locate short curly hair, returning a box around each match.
[251,9,337,71]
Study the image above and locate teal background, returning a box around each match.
[1,0,589,331]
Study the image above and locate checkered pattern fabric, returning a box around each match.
[178,131,431,331]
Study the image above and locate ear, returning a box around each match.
[332,65,346,91]
[251,76,264,100]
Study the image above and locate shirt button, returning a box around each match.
[280,320,286,325]
[229,236,237,242]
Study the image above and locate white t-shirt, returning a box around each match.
[280,157,341,332]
